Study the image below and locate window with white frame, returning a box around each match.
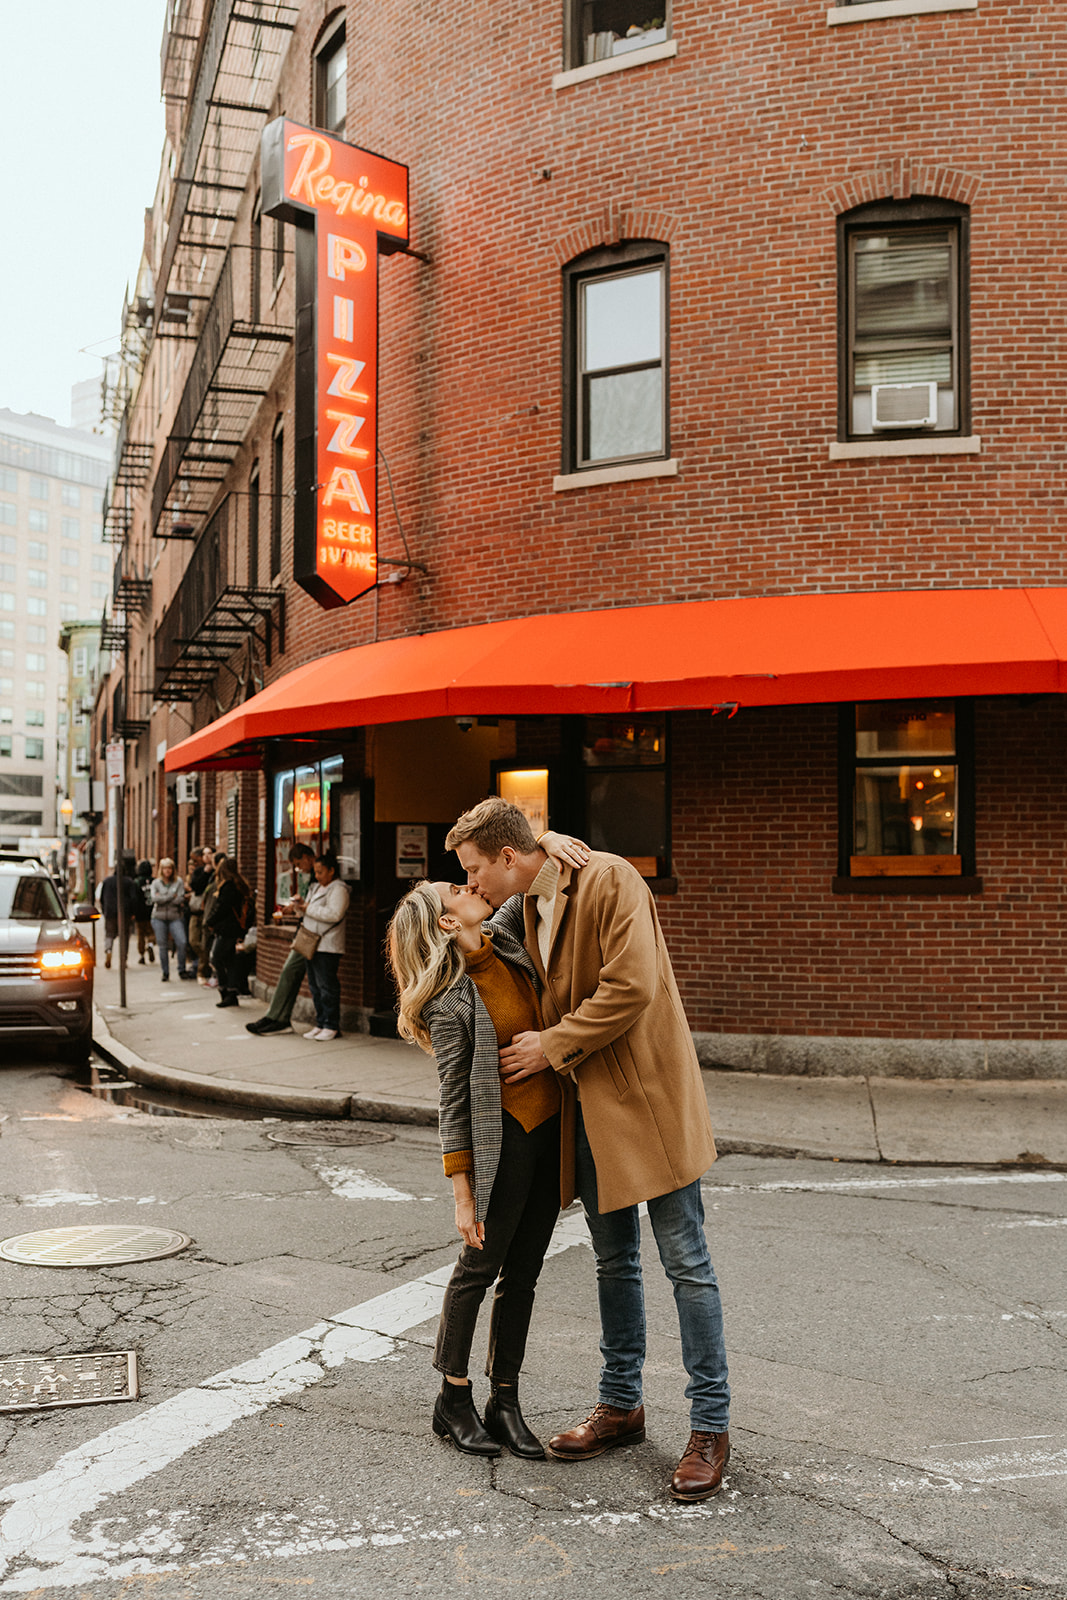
[566,1,670,69]
[839,199,969,440]
[564,243,668,471]
[315,15,347,135]
[61,484,80,507]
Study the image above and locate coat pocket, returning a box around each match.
[600,1041,630,1099]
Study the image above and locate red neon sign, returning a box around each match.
[261,120,409,610]
[293,784,322,833]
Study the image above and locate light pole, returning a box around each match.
[59,798,74,907]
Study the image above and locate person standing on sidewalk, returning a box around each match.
[300,851,349,1041]
[204,856,252,1008]
[185,848,208,965]
[149,858,191,981]
[246,843,317,1036]
[133,860,156,966]
[97,865,140,970]
[196,849,222,986]
[447,797,731,1503]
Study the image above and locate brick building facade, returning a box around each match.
[96,0,1067,1074]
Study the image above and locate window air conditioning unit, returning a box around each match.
[175,775,199,806]
[871,381,938,429]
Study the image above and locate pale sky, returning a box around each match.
[0,1,168,428]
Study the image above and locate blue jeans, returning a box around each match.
[306,951,341,1030]
[151,916,188,979]
[575,1104,730,1432]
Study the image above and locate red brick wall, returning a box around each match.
[658,698,1067,1041]
[203,0,1067,692]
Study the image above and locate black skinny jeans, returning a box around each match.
[434,1110,561,1384]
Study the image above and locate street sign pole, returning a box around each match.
[106,742,127,1009]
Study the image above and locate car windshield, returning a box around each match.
[0,873,65,921]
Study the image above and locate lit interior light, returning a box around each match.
[914,780,925,790]
[910,816,923,832]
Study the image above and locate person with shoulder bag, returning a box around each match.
[149,858,190,982]
[298,851,350,1040]
[204,856,252,1008]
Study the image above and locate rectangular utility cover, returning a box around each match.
[0,1351,138,1412]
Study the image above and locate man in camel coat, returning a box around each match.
[447,797,730,1503]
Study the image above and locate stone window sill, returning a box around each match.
[553,39,677,91]
[829,435,981,460]
[828,0,976,24]
[554,458,678,492]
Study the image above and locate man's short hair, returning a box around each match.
[288,843,315,863]
[445,797,538,858]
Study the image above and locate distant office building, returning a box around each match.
[69,378,109,437]
[0,411,112,843]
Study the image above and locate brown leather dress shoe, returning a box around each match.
[547,1402,645,1461]
[670,1429,731,1501]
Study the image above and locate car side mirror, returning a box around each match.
[72,904,99,922]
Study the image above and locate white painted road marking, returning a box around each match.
[310,1157,432,1204]
[0,1210,591,1593]
[703,1172,1067,1195]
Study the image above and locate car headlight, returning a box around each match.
[39,948,89,976]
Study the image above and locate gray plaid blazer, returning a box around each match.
[424,899,537,1224]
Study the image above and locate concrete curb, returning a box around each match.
[91,1004,438,1125]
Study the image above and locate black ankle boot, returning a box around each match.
[216,992,238,1008]
[432,1380,501,1457]
[483,1382,546,1460]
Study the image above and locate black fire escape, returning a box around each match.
[155,494,283,702]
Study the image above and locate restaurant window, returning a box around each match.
[271,755,344,907]
[839,199,968,440]
[270,422,284,578]
[566,1,670,69]
[564,244,668,472]
[840,700,974,878]
[315,15,347,136]
[582,714,668,878]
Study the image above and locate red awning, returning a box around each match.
[164,588,1067,772]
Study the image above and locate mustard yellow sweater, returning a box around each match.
[443,936,561,1177]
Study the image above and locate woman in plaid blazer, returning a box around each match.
[388,848,580,1462]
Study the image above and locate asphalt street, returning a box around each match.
[0,1050,1065,1600]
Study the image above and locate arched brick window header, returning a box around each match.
[824,160,981,215]
[553,204,680,267]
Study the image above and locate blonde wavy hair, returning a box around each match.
[386,881,466,1053]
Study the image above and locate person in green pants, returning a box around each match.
[246,844,316,1035]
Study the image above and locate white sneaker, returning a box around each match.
[316,1029,338,1041]
[303,1027,322,1039]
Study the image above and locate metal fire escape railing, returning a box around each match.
[99,547,153,655]
[160,0,207,106]
[154,0,298,334]
[112,678,152,742]
[154,493,284,702]
[150,244,291,539]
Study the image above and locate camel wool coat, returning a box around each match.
[496,852,716,1213]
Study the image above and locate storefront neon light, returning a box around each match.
[261,119,409,610]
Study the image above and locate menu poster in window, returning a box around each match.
[338,787,361,881]
[396,824,427,880]
[497,767,549,837]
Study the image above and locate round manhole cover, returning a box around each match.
[266,1125,395,1147]
[0,1226,193,1268]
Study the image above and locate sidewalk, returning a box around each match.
[91,958,1067,1166]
